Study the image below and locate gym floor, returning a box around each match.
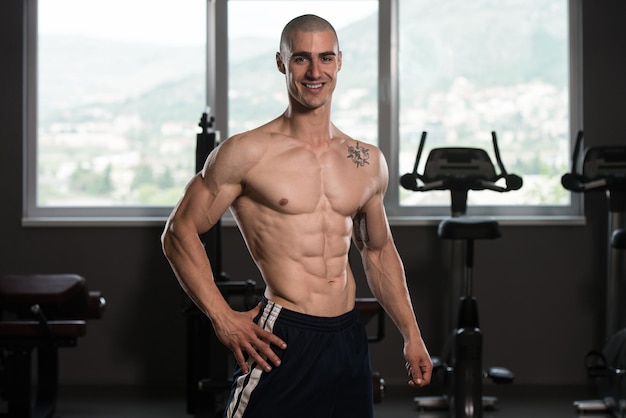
[54,384,604,418]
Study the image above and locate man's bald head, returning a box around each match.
[279,14,339,57]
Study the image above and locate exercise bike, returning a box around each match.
[401,131,520,418]
[562,131,626,417]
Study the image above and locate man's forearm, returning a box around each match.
[363,246,422,341]
[162,225,231,320]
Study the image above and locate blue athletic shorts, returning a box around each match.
[224,297,373,418]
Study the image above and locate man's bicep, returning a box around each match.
[174,174,240,234]
[191,138,247,228]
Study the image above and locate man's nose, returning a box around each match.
[307,60,322,79]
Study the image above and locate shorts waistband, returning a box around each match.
[260,297,359,332]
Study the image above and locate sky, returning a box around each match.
[39,0,378,45]
[228,1,377,39]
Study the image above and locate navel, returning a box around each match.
[279,198,289,206]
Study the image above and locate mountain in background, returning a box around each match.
[39,0,566,131]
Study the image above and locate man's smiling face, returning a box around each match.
[276,29,342,111]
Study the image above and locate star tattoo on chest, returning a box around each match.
[346,142,370,168]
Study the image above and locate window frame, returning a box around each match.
[383,0,584,223]
[22,0,207,226]
[23,0,584,226]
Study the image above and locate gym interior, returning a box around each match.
[1,1,626,417]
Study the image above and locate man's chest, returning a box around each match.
[241,143,375,216]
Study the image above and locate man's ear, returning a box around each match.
[276,52,286,74]
[337,50,343,72]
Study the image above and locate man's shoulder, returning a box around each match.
[218,127,274,158]
[224,128,269,146]
[333,134,389,189]
[222,119,285,148]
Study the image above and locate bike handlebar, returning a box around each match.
[400,131,523,194]
[560,130,626,193]
[402,175,522,193]
[400,131,523,215]
[562,173,614,192]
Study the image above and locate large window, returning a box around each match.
[26,0,206,223]
[24,0,581,225]
[391,0,579,219]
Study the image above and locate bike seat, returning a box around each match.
[438,216,501,240]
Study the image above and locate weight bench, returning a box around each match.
[0,274,106,418]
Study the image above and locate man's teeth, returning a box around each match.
[305,84,322,88]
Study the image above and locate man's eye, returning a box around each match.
[294,57,307,63]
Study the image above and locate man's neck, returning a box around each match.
[282,104,334,143]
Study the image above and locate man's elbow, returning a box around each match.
[161,219,178,259]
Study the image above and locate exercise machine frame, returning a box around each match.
[562,131,626,417]
[401,131,520,417]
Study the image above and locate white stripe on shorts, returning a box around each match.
[226,300,281,418]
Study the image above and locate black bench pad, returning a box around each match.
[0,320,86,338]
